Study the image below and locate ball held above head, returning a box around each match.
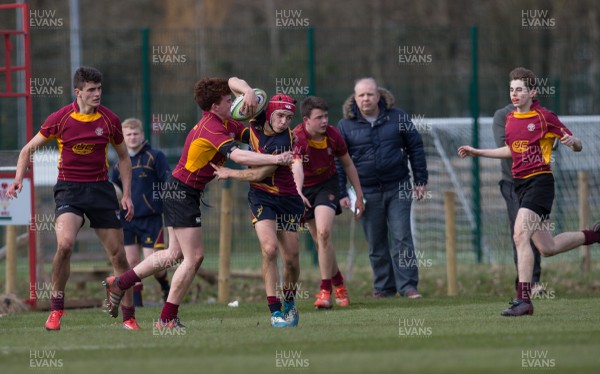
[230,88,268,121]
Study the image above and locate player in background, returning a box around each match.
[103,77,292,328]
[5,66,138,330]
[212,79,303,327]
[458,67,600,316]
[291,96,364,309]
[110,118,171,306]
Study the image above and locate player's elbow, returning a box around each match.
[21,143,36,158]
[229,153,240,164]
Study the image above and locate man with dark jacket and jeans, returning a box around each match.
[336,77,428,298]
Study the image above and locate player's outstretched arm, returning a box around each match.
[6,133,49,198]
[211,162,277,182]
[229,148,292,167]
[457,145,511,159]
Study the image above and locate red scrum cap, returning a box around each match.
[266,94,296,124]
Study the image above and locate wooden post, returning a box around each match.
[217,182,233,303]
[578,171,590,272]
[444,192,458,296]
[6,225,17,294]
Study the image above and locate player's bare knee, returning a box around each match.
[317,228,331,243]
[537,246,554,257]
[56,240,75,258]
[513,230,530,248]
[177,254,202,272]
[54,249,72,264]
[192,259,203,273]
[287,248,300,258]
[192,253,204,268]
[109,250,130,271]
[284,259,299,273]
[261,244,278,261]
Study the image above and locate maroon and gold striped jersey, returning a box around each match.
[39,101,123,182]
[292,123,348,187]
[171,111,248,190]
[505,100,571,179]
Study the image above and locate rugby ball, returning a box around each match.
[230,88,268,121]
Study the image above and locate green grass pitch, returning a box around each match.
[1,295,599,373]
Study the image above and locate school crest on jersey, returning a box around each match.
[95,127,104,136]
[527,123,535,132]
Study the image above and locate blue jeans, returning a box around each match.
[361,186,419,296]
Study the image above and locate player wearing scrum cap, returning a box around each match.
[213,78,304,327]
[103,77,292,329]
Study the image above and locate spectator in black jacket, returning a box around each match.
[337,78,428,298]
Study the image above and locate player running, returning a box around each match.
[6,67,138,330]
[458,67,600,316]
